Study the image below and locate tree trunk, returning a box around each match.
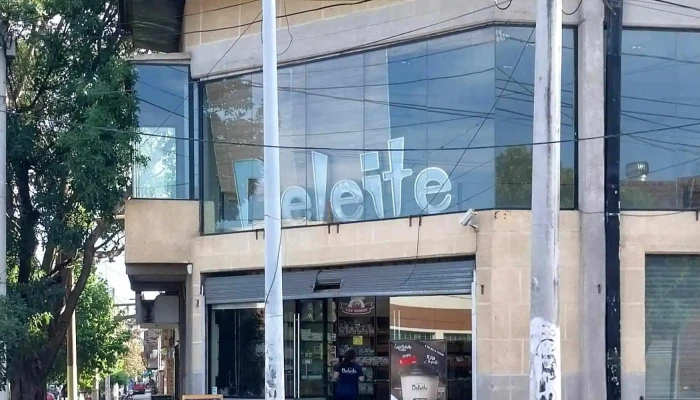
[10,355,48,400]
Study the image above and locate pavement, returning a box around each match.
[133,394,151,400]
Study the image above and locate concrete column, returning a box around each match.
[185,272,207,394]
[577,0,607,398]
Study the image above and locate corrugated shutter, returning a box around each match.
[645,255,700,400]
[204,260,474,305]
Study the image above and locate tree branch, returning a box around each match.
[17,162,38,284]
[41,221,105,376]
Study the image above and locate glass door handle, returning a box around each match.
[296,313,301,398]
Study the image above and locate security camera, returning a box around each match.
[460,209,479,232]
[460,209,476,226]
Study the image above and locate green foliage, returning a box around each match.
[121,336,146,379]
[494,146,575,208]
[109,371,129,388]
[48,273,130,389]
[620,184,659,209]
[0,0,139,393]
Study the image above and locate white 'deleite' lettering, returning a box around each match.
[232,137,452,226]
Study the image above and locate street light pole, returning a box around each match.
[529,0,563,398]
[261,0,284,399]
[67,271,78,400]
[0,18,8,400]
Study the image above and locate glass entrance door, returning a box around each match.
[283,300,331,399]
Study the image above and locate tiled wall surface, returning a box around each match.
[473,211,581,399]
[182,0,411,49]
[620,212,700,400]
[189,209,582,399]
[124,199,200,264]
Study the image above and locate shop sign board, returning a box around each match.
[339,297,374,316]
[390,340,447,400]
[233,137,453,228]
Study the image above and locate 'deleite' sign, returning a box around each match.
[232,137,453,229]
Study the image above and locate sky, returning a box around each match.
[96,254,134,304]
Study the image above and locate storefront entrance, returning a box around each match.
[206,260,474,400]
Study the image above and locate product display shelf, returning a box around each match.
[331,298,391,399]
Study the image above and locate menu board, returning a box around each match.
[390,340,447,400]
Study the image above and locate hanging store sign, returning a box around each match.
[233,137,453,228]
[339,297,374,315]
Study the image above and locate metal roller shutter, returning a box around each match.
[645,255,700,400]
[204,259,474,305]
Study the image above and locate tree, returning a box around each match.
[122,335,146,378]
[494,146,575,208]
[1,0,139,398]
[109,371,129,388]
[48,273,131,389]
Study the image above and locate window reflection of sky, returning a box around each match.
[202,27,577,233]
[621,30,700,209]
[134,64,190,199]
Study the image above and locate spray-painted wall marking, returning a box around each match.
[530,317,561,400]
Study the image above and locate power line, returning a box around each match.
[397,27,535,289]
[7,107,700,153]
[563,0,583,15]
[649,0,700,13]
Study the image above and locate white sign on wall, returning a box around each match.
[233,137,452,229]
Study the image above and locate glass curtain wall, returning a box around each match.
[202,27,577,233]
[621,30,700,209]
[133,64,195,199]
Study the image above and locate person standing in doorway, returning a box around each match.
[332,349,365,400]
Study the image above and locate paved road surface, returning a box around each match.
[133,394,151,400]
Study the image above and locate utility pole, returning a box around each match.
[529,0,562,398]
[261,0,284,400]
[0,18,8,400]
[67,271,79,400]
[105,373,111,400]
[604,0,623,399]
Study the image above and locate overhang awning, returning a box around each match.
[118,0,185,53]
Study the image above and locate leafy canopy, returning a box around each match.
[0,0,139,393]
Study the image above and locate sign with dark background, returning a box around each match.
[390,340,447,400]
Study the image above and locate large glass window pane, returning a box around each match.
[203,75,264,233]
[493,27,576,208]
[306,56,366,223]
[621,31,700,209]
[201,26,577,233]
[389,295,472,400]
[646,256,700,399]
[426,28,495,212]
[134,64,191,199]
[210,308,266,398]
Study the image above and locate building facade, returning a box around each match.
[119,0,700,399]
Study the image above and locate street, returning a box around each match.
[133,394,150,400]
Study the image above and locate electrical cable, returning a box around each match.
[263,214,285,305]
[649,0,700,13]
[626,0,700,18]
[495,0,514,11]
[563,0,583,15]
[145,10,263,145]
[120,0,373,39]
[7,107,700,153]
[278,0,294,56]
[396,27,536,288]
